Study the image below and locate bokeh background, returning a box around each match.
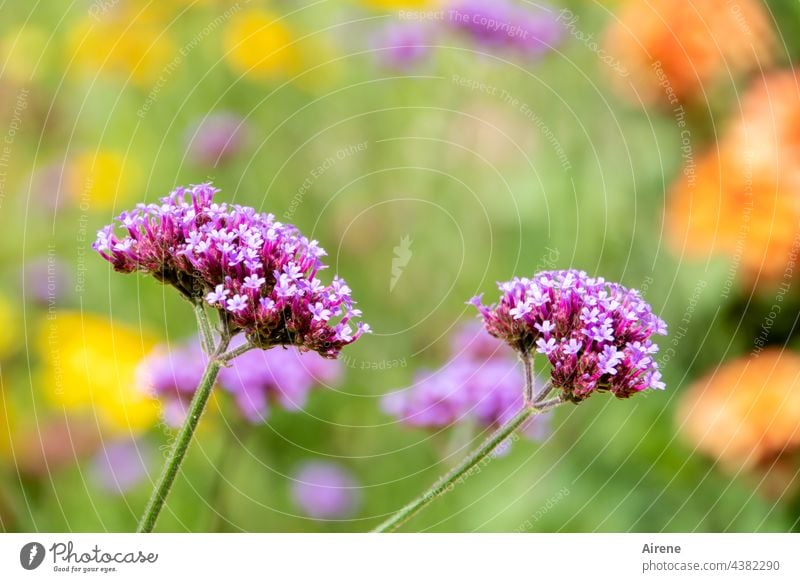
[2,0,800,532]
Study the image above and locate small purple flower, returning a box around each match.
[185,112,249,167]
[226,294,249,313]
[291,461,361,520]
[205,284,229,306]
[563,338,582,356]
[471,270,668,402]
[534,319,554,336]
[90,439,152,495]
[535,337,556,356]
[309,302,332,322]
[93,183,369,358]
[242,274,265,290]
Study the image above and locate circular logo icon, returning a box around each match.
[19,542,45,570]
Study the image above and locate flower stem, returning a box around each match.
[137,310,230,533]
[372,396,564,533]
[521,350,534,405]
[194,302,215,355]
[219,341,256,362]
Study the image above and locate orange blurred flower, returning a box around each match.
[604,0,773,106]
[678,348,800,494]
[667,70,800,288]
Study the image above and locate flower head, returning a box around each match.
[471,270,667,402]
[93,183,368,358]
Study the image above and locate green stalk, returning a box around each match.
[372,395,563,533]
[194,302,215,355]
[137,308,230,533]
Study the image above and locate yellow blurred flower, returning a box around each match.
[666,70,800,289]
[69,7,176,87]
[603,0,773,106]
[678,349,800,493]
[0,391,13,459]
[0,26,50,84]
[292,34,343,93]
[38,312,159,434]
[223,9,299,80]
[0,295,19,360]
[69,150,140,211]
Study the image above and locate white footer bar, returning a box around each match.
[1,533,797,581]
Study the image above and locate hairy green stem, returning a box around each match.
[521,350,534,405]
[137,309,230,533]
[219,341,256,362]
[194,302,215,355]
[372,395,563,533]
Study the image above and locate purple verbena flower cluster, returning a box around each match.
[138,337,342,426]
[471,270,668,402]
[382,323,549,440]
[93,183,369,358]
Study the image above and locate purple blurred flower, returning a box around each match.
[185,113,248,167]
[447,0,516,47]
[372,22,434,70]
[28,159,71,211]
[515,9,563,57]
[22,255,70,305]
[471,270,668,402]
[141,336,342,426]
[93,183,369,358]
[137,341,207,427]
[449,320,510,361]
[291,461,361,520]
[446,0,562,56]
[90,439,152,495]
[218,337,342,422]
[383,323,549,439]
